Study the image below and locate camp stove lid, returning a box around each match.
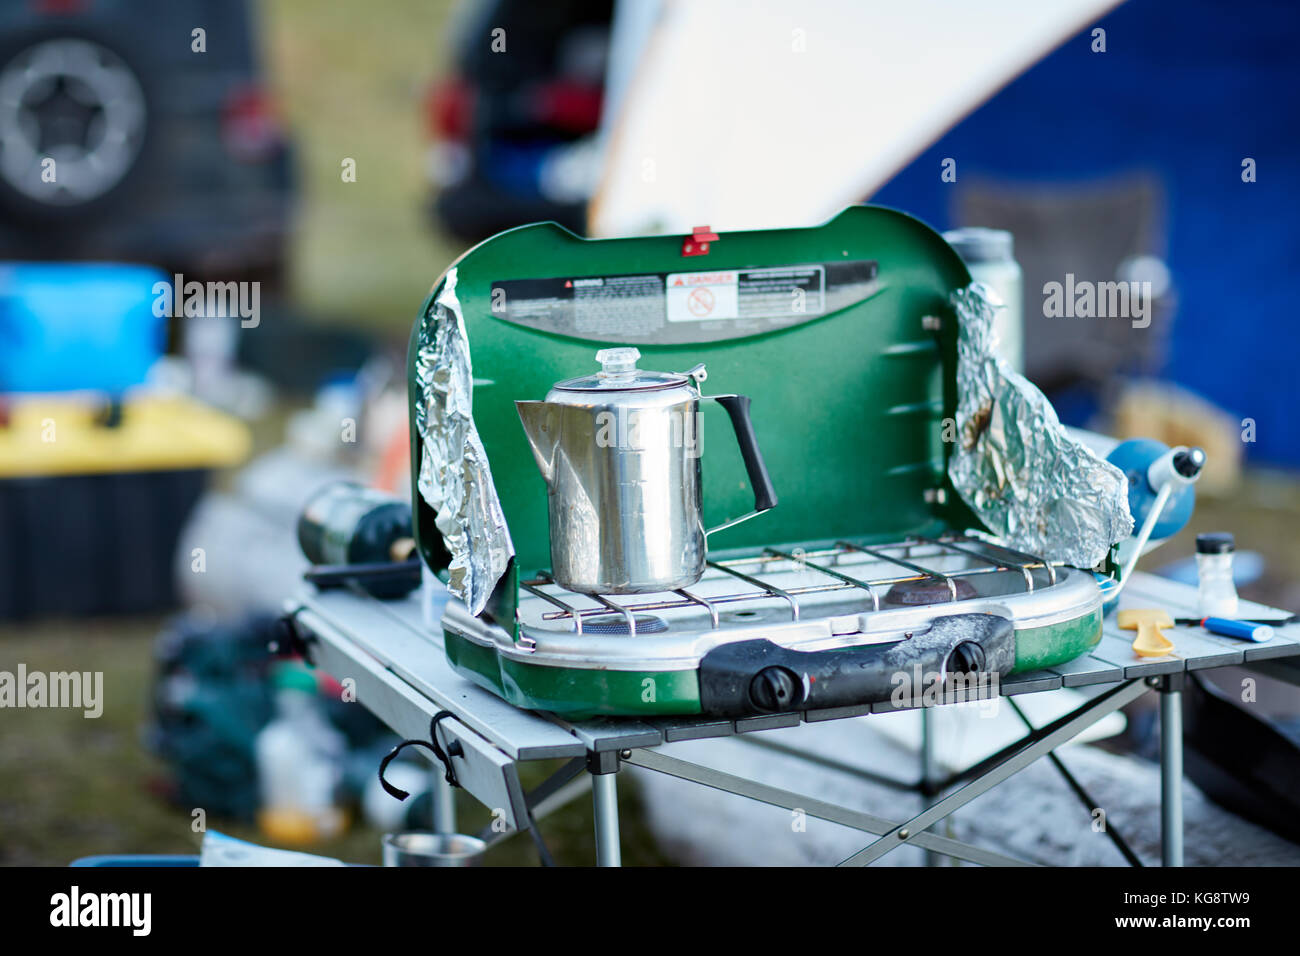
[408,205,983,625]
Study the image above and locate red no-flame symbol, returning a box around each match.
[687,287,715,317]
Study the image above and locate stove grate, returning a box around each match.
[520,535,1063,635]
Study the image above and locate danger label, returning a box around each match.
[490,259,875,344]
[666,266,825,323]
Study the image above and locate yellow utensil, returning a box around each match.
[1118,608,1176,658]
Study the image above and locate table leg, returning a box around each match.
[840,678,1148,866]
[1159,682,1184,867]
[432,770,456,835]
[592,770,622,867]
[920,708,939,866]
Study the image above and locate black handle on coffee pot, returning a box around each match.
[713,394,778,514]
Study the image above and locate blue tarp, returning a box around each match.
[874,0,1300,466]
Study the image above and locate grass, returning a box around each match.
[0,617,672,866]
[261,0,467,336]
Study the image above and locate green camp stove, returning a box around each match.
[407,205,1111,719]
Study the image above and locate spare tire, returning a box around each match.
[0,32,148,222]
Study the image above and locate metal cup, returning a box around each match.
[381,831,486,867]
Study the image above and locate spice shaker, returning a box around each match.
[1196,532,1239,618]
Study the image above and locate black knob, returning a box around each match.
[272,613,308,658]
[749,666,802,712]
[946,641,986,675]
[1173,446,1206,479]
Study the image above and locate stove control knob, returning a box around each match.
[749,666,802,712]
[946,641,986,675]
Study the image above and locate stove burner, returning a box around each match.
[581,614,669,635]
[884,576,977,606]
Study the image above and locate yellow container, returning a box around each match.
[0,393,250,478]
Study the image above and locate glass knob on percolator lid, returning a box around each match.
[596,347,641,382]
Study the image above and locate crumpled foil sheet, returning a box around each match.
[947,283,1132,568]
[414,268,514,615]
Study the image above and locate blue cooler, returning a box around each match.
[0,262,167,394]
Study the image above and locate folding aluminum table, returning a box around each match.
[285,570,1300,866]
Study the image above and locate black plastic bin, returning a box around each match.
[0,394,249,620]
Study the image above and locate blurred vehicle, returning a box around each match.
[425,0,611,242]
[0,0,294,284]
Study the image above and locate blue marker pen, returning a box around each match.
[1198,617,1273,642]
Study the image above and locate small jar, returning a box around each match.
[1196,532,1239,618]
[943,227,1024,373]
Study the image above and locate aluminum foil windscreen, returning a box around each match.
[414,269,514,615]
[948,283,1133,569]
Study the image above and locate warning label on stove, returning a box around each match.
[665,266,825,323]
[488,273,664,338]
[490,259,876,344]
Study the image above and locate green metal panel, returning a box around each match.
[446,609,1106,717]
[408,205,984,605]
[1010,610,1104,674]
[443,630,700,719]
